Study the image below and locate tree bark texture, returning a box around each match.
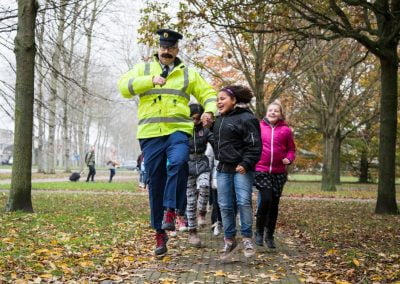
[375,52,399,214]
[7,0,38,212]
[321,133,336,191]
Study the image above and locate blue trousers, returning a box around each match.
[139,131,189,230]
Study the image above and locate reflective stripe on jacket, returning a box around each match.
[118,55,217,139]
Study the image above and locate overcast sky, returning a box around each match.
[0,0,143,131]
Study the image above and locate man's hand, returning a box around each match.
[153,76,166,86]
[201,112,214,127]
[235,165,246,174]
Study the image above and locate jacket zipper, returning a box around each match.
[217,117,225,161]
[269,125,275,173]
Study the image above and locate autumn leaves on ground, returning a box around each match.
[0,175,399,283]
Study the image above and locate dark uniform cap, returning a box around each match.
[157,29,183,47]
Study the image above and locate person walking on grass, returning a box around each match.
[254,101,296,249]
[106,160,118,183]
[183,103,214,247]
[118,29,217,256]
[213,85,262,261]
[85,146,96,182]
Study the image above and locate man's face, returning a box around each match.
[158,44,179,65]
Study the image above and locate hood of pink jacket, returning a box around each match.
[255,119,296,173]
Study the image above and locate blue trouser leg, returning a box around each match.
[164,132,189,209]
[176,162,188,214]
[140,132,189,230]
[140,136,168,230]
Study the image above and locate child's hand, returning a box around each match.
[282,158,291,165]
[235,165,246,174]
[201,112,214,127]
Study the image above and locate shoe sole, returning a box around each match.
[220,244,240,263]
[161,223,176,231]
[155,248,168,256]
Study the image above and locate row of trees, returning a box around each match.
[2,0,398,214]
[138,0,399,214]
[2,0,139,211]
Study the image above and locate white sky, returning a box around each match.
[0,0,144,131]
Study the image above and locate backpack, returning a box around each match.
[69,172,81,182]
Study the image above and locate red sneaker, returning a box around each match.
[176,215,188,232]
[155,232,168,255]
[161,210,176,231]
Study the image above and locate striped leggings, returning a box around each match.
[186,172,210,230]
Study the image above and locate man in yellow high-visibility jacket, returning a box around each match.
[118,29,217,256]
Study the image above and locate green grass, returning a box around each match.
[0,180,139,192]
[289,173,400,183]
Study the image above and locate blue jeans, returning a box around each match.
[217,171,254,238]
[139,131,189,230]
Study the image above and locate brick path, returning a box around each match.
[127,224,302,283]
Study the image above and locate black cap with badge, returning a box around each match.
[157,29,183,47]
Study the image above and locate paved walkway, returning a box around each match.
[124,223,302,283]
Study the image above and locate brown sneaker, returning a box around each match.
[220,238,239,262]
[188,229,202,247]
[242,238,255,258]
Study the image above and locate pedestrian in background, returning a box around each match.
[85,146,96,182]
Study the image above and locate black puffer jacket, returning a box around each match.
[188,125,214,175]
[213,107,262,173]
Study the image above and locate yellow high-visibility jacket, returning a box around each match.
[118,55,217,139]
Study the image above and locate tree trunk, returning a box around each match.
[6,0,38,212]
[47,0,67,174]
[375,50,399,214]
[321,133,336,191]
[359,149,369,183]
[61,0,80,173]
[35,0,48,173]
[78,0,98,171]
[333,130,341,184]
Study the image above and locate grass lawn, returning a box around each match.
[279,199,400,283]
[0,169,137,180]
[0,180,139,192]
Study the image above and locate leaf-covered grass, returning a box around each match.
[0,180,139,192]
[0,192,153,282]
[279,199,400,283]
[284,181,400,200]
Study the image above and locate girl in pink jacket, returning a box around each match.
[254,101,296,249]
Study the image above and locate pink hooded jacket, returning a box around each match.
[255,119,296,174]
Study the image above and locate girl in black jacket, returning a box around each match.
[185,103,214,247]
[213,85,262,261]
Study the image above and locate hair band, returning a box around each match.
[221,88,234,96]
